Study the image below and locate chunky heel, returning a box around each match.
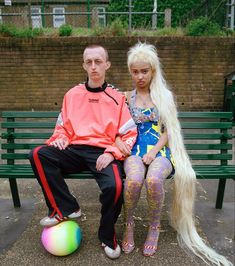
[143,225,160,257]
[122,222,135,254]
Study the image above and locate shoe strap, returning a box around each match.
[55,216,68,222]
[125,221,135,227]
[149,225,160,230]
[144,245,157,250]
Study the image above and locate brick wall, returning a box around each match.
[0,36,234,111]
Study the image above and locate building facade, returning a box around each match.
[0,0,109,28]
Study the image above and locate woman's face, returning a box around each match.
[130,62,153,90]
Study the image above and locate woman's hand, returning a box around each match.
[142,148,158,165]
[115,136,131,157]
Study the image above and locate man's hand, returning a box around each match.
[115,136,131,157]
[49,138,69,150]
[96,153,114,171]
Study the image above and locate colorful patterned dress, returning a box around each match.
[128,90,174,167]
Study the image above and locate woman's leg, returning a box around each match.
[122,155,145,253]
[143,156,173,256]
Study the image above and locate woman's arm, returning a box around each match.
[115,136,132,157]
[142,130,168,165]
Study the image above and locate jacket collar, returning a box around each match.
[85,79,107,92]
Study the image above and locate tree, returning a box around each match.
[107,0,227,28]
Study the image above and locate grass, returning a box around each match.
[0,24,234,38]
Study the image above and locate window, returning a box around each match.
[97,7,106,27]
[31,7,42,28]
[53,7,65,28]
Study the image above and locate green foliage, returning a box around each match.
[58,24,72,36]
[157,0,199,27]
[109,18,128,36]
[108,0,199,28]
[0,24,43,37]
[107,0,153,28]
[92,26,107,37]
[72,27,93,36]
[185,17,224,36]
[107,0,227,28]
[132,27,184,37]
[155,27,184,36]
[93,18,127,37]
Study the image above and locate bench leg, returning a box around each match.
[9,179,21,208]
[215,179,226,209]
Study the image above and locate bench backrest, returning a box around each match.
[1,111,233,166]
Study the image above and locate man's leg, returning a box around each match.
[29,145,83,219]
[80,146,123,250]
[95,161,123,249]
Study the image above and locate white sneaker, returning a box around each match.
[40,209,82,227]
[67,209,82,219]
[102,243,121,259]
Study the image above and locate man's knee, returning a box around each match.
[29,145,48,163]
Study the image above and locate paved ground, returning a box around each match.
[0,177,234,266]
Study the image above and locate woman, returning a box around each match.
[116,42,232,265]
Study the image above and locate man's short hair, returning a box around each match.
[83,44,109,61]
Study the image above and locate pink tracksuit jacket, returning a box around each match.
[46,82,137,160]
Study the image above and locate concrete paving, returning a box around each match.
[0,177,234,266]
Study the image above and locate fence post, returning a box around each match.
[152,0,157,29]
[87,0,91,28]
[92,7,99,28]
[128,0,133,32]
[27,0,32,28]
[164,8,171,28]
[41,0,45,27]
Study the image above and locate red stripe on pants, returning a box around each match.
[112,163,122,206]
[33,146,62,218]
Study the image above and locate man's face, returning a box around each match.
[83,47,111,82]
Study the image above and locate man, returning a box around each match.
[29,44,137,259]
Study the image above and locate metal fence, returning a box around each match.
[0,0,171,30]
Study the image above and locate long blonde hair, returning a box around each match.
[127,42,232,266]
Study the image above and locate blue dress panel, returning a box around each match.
[128,90,174,166]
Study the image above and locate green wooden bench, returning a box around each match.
[0,111,234,209]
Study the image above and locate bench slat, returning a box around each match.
[188,154,232,160]
[183,133,232,140]
[2,132,232,140]
[2,111,59,118]
[2,143,44,149]
[2,143,232,151]
[178,112,233,119]
[3,111,232,119]
[181,122,232,129]
[2,153,232,160]
[2,122,56,129]
[1,132,51,139]
[185,144,232,150]
[2,121,232,130]
[0,165,233,179]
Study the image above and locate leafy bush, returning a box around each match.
[108,18,128,36]
[0,24,43,37]
[93,18,127,37]
[155,27,184,36]
[59,24,72,36]
[93,26,107,37]
[185,17,224,36]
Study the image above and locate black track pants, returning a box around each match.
[29,145,123,249]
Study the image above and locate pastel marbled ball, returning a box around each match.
[41,220,82,256]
